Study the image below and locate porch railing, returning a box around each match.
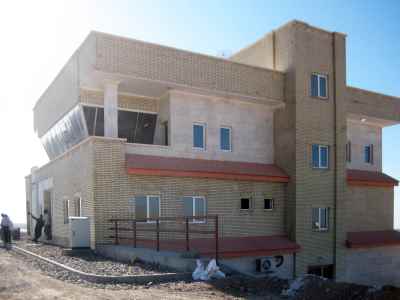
[108,215,219,262]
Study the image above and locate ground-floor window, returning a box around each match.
[308,264,334,279]
[135,195,160,222]
[183,196,206,223]
[74,197,82,217]
[63,199,70,224]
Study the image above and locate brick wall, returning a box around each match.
[91,138,287,246]
[28,138,95,247]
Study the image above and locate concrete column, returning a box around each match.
[104,80,119,138]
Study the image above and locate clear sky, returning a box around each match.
[0,0,399,224]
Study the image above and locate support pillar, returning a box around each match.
[104,80,119,138]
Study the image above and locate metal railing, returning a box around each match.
[108,215,219,262]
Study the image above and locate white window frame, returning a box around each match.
[313,144,329,169]
[64,198,70,224]
[313,207,329,232]
[311,73,328,99]
[186,196,206,224]
[136,195,161,223]
[219,126,232,152]
[193,123,206,150]
[264,198,274,211]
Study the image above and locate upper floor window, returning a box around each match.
[264,198,274,210]
[193,123,206,150]
[364,144,374,164]
[311,73,328,99]
[312,207,329,231]
[135,195,160,223]
[312,144,329,169]
[183,196,206,223]
[220,127,232,151]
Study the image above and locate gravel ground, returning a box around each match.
[16,239,173,276]
[1,246,285,299]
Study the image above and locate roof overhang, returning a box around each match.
[347,169,399,187]
[126,154,289,183]
[346,230,400,249]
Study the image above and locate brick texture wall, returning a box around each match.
[91,138,287,246]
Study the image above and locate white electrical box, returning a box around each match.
[69,217,90,248]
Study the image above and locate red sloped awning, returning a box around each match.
[347,169,398,187]
[346,230,400,249]
[126,154,289,183]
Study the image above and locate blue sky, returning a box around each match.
[0,0,399,223]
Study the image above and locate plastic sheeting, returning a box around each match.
[41,105,88,159]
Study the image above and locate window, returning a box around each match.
[364,144,374,164]
[135,196,160,222]
[183,196,206,223]
[346,141,352,163]
[220,127,232,151]
[118,110,157,144]
[264,199,274,210]
[308,265,334,279]
[312,144,329,169]
[193,123,205,150]
[240,198,250,210]
[83,106,104,136]
[312,207,329,231]
[311,73,328,99]
[74,197,82,217]
[63,199,70,224]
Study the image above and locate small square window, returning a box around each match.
[311,73,328,99]
[264,199,274,210]
[240,198,250,210]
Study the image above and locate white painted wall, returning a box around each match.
[347,120,382,171]
[127,90,275,164]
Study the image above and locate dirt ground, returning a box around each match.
[0,248,281,300]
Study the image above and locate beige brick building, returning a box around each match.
[26,20,400,285]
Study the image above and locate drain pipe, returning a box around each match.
[332,32,338,279]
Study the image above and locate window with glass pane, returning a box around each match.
[148,196,160,219]
[312,207,329,231]
[220,127,231,151]
[311,73,328,99]
[320,146,328,168]
[183,196,206,223]
[311,74,319,97]
[312,144,329,169]
[264,199,274,210]
[319,76,327,98]
[135,196,160,222]
[193,123,205,149]
[365,145,373,164]
[135,196,147,220]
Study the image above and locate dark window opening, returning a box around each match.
[83,106,104,136]
[264,199,274,210]
[163,121,169,146]
[118,110,157,144]
[240,198,250,210]
[308,264,334,279]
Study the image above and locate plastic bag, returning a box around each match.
[192,259,205,280]
[192,259,226,281]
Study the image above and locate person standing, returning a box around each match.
[43,209,52,240]
[28,212,45,243]
[1,214,13,250]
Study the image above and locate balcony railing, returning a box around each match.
[108,215,220,262]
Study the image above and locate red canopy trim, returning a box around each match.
[126,154,289,183]
[347,169,398,187]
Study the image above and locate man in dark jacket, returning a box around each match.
[1,214,13,249]
[28,212,45,243]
